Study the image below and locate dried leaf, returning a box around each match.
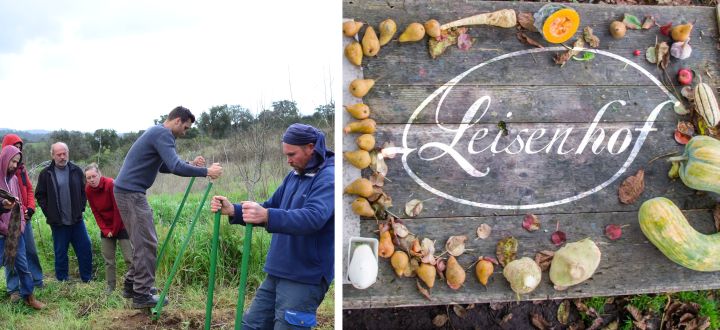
[369,172,385,187]
[496,236,518,267]
[681,86,694,100]
[531,313,551,330]
[626,305,644,322]
[677,121,695,136]
[458,31,473,50]
[375,192,393,209]
[393,222,410,238]
[623,13,642,29]
[714,204,720,232]
[500,313,513,326]
[476,223,492,239]
[588,317,604,330]
[646,46,657,64]
[522,214,540,232]
[517,12,537,32]
[405,199,424,217]
[618,169,645,204]
[517,32,544,48]
[554,38,584,67]
[421,238,436,264]
[603,320,619,330]
[432,314,448,327]
[375,153,388,177]
[583,26,600,48]
[435,258,446,278]
[657,41,670,69]
[453,304,468,319]
[660,22,672,36]
[551,231,566,246]
[428,29,459,59]
[445,235,467,257]
[641,16,655,29]
[535,250,554,271]
[417,279,432,300]
[558,300,570,325]
[605,224,623,240]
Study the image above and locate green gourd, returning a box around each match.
[668,136,720,194]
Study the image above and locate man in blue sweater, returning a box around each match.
[211,123,334,330]
[114,106,223,309]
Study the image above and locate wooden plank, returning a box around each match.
[343,209,720,308]
[344,1,720,87]
[342,0,720,308]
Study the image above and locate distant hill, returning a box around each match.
[0,128,51,143]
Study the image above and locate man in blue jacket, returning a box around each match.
[211,123,334,330]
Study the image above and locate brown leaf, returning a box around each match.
[557,300,570,325]
[587,317,604,330]
[416,279,432,300]
[618,169,645,204]
[603,320,619,330]
[554,38,584,66]
[369,172,385,187]
[432,314,448,327]
[517,12,537,32]
[517,32,544,48]
[500,313,513,326]
[641,16,656,29]
[656,41,670,70]
[446,235,467,257]
[626,305,644,322]
[535,250,555,271]
[582,26,600,48]
[531,313,551,330]
[496,236,518,267]
[453,304,468,319]
[476,223,492,239]
[405,199,424,217]
[522,214,541,232]
[714,204,720,232]
[467,303,475,310]
[381,141,397,159]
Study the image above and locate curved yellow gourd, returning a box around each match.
[638,197,720,272]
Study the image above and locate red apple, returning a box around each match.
[678,68,693,85]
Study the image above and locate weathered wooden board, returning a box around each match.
[343,0,720,308]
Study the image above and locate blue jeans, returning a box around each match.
[50,221,93,282]
[6,220,44,293]
[243,275,330,330]
[0,234,34,298]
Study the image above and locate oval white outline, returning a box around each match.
[401,47,677,210]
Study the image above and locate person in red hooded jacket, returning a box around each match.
[84,163,132,294]
[1,134,43,301]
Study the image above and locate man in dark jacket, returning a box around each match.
[2,134,43,301]
[211,123,334,330]
[35,142,93,282]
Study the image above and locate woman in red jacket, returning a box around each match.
[84,163,132,294]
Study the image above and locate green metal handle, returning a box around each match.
[235,223,253,330]
[205,211,222,330]
[152,181,212,320]
[157,177,195,268]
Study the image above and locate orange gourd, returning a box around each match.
[534,5,580,44]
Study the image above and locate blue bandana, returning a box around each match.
[282,123,329,173]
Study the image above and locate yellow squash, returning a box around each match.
[669,136,720,194]
[638,197,720,272]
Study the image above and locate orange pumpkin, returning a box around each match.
[534,5,580,44]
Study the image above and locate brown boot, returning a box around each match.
[25,294,45,310]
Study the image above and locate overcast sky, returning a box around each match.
[0,0,340,132]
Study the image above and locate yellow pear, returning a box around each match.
[344,118,376,134]
[391,251,409,277]
[446,255,466,290]
[671,23,693,42]
[362,26,380,57]
[356,134,375,151]
[344,42,362,66]
[424,19,441,38]
[343,21,364,37]
[344,103,370,119]
[349,79,375,98]
[398,22,425,42]
[344,149,371,169]
[351,197,375,217]
[417,263,436,288]
[378,19,397,46]
[344,178,373,197]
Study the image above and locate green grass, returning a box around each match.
[628,294,668,314]
[0,191,335,329]
[674,291,719,329]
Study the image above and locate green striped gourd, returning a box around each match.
[668,135,720,194]
[638,197,720,271]
[694,82,719,127]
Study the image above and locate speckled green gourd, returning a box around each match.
[668,136,720,194]
[638,197,720,272]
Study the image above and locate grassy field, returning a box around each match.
[0,190,335,330]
